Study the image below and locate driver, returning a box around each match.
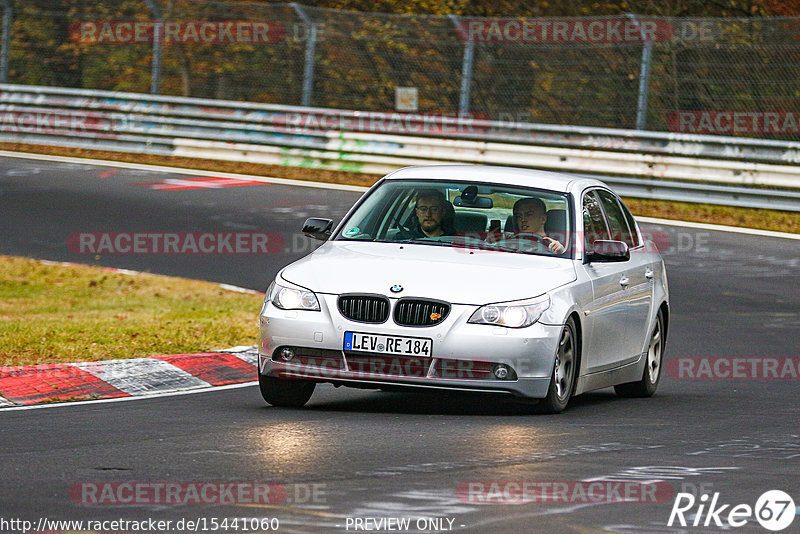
[512,197,566,253]
[409,189,455,238]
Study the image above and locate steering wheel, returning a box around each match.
[395,225,415,240]
[515,232,545,242]
[390,209,417,240]
[502,232,548,251]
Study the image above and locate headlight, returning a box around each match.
[468,294,550,328]
[268,281,320,311]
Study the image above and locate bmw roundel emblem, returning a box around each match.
[390,284,403,293]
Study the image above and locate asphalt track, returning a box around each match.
[1,155,799,534]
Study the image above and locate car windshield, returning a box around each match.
[334,179,572,257]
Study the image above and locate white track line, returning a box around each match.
[1,150,796,239]
[219,283,262,295]
[0,381,258,412]
[35,258,262,294]
[636,216,800,240]
[0,150,369,192]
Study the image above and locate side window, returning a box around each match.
[597,190,636,248]
[617,198,641,248]
[376,189,414,239]
[582,191,609,250]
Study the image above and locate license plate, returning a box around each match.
[344,332,432,357]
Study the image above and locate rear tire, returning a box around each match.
[259,374,315,407]
[532,317,578,414]
[614,310,664,398]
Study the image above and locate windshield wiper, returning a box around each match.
[394,238,453,247]
[449,241,524,254]
[389,238,551,255]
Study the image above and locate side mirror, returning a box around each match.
[302,217,333,241]
[586,240,630,263]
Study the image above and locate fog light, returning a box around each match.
[280,347,295,361]
[494,364,509,380]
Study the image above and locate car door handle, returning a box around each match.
[619,275,630,288]
[645,268,654,280]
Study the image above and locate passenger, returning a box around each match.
[512,197,566,253]
[409,189,455,238]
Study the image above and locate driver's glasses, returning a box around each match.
[416,205,441,214]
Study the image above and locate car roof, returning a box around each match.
[383,165,609,193]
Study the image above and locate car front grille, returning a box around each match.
[393,299,450,327]
[338,295,390,324]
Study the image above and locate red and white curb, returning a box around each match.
[1,259,264,407]
[0,347,258,407]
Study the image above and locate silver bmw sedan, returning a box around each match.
[258,165,669,413]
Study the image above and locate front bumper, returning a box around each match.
[258,294,562,400]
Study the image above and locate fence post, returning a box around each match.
[0,0,12,83]
[144,0,163,94]
[449,15,474,115]
[292,3,317,107]
[628,13,653,130]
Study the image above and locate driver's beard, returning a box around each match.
[421,220,442,236]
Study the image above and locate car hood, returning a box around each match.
[279,241,576,305]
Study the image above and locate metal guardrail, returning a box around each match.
[593,176,800,212]
[1,84,799,211]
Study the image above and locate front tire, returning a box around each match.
[533,317,578,414]
[614,310,664,398]
[259,374,315,407]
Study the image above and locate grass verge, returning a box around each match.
[0,256,264,367]
[1,142,798,234]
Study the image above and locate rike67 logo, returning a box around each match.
[668,490,795,531]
